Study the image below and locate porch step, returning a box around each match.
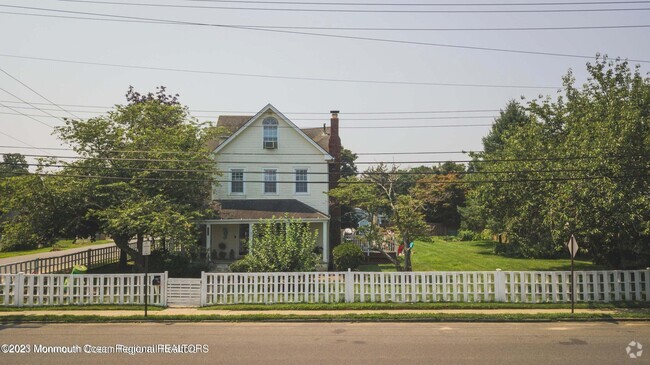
[166,278,202,307]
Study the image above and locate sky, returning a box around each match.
[0,0,649,168]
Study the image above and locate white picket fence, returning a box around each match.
[202,269,650,305]
[0,272,168,307]
[1,269,649,307]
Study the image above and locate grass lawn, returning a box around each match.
[0,239,113,259]
[361,239,603,272]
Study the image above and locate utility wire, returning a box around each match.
[184,0,650,6]
[2,5,647,63]
[3,170,649,185]
[0,67,81,120]
[4,161,648,177]
[0,101,54,128]
[8,153,649,165]
[0,53,560,90]
[43,0,650,14]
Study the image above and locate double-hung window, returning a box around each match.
[264,169,277,194]
[263,117,278,149]
[295,168,308,194]
[230,169,244,194]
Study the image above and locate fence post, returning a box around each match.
[200,271,206,307]
[162,271,168,307]
[16,272,24,307]
[87,249,92,269]
[495,269,506,302]
[345,269,353,303]
[34,258,39,274]
[646,268,650,302]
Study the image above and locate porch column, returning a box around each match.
[248,223,254,253]
[206,224,212,260]
[322,221,329,263]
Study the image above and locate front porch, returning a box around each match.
[201,221,330,268]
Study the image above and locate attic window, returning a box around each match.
[263,117,278,149]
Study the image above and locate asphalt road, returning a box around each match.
[0,322,648,365]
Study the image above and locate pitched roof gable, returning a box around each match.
[210,104,333,159]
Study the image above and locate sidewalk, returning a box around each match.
[0,307,620,317]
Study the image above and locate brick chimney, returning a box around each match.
[328,110,342,268]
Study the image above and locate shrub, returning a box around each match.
[457,229,475,241]
[229,259,251,273]
[332,243,365,271]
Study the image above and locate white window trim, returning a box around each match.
[229,168,246,195]
[262,117,279,148]
[263,168,279,195]
[294,167,310,195]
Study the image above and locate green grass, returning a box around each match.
[0,305,164,312]
[1,311,648,323]
[360,239,602,272]
[200,301,650,311]
[0,239,112,259]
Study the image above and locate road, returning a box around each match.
[0,322,647,364]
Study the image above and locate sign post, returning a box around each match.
[142,241,151,318]
[566,235,579,314]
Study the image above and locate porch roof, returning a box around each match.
[211,199,328,221]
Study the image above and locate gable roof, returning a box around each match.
[207,104,333,158]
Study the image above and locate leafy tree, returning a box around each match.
[464,57,650,268]
[331,163,428,271]
[55,86,222,269]
[339,147,360,229]
[0,153,28,177]
[412,172,467,229]
[230,215,319,272]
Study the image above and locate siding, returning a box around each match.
[211,110,330,215]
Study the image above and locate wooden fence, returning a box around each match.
[0,272,167,307]
[0,245,122,274]
[202,269,650,305]
[1,269,648,307]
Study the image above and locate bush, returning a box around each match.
[229,259,251,273]
[148,249,208,277]
[332,243,365,271]
[457,229,475,241]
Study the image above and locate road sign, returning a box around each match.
[566,235,579,258]
[142,241,151,256]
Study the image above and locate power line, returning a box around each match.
[0,67,81,120]
[43,0,650,13]
[7,9,646,31]
[0,132,53,155]
[8,152,649,165]
[0,100,54,128]
[0,53,561,89]
[185,0,650,6]
[3,5,648,64]
[4,161,648,176]
[4,170,648,185]
[0,100,504,115]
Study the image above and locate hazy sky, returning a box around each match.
[1,0,649,168]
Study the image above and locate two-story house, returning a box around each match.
[201,104,341,267]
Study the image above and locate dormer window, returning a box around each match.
[263,117,278,149]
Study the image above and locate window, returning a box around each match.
[263,117,278,149]
[230,169,244,194]
[264,169,277,193]
[295,169,308,193]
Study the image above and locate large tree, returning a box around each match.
[464,57,650,268]
[55,86,222,269]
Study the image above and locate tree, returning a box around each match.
[230,215,319,272]
[463,57,650,268]
[339,147,360,229]
[54,86,222,269]
[412,172,467,229]
[331,163,429,271]
[0,153,28,177]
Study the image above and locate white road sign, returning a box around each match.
[566,235,579,258]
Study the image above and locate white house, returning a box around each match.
[201,104,341,266]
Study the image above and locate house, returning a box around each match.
[201,104,341,268]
